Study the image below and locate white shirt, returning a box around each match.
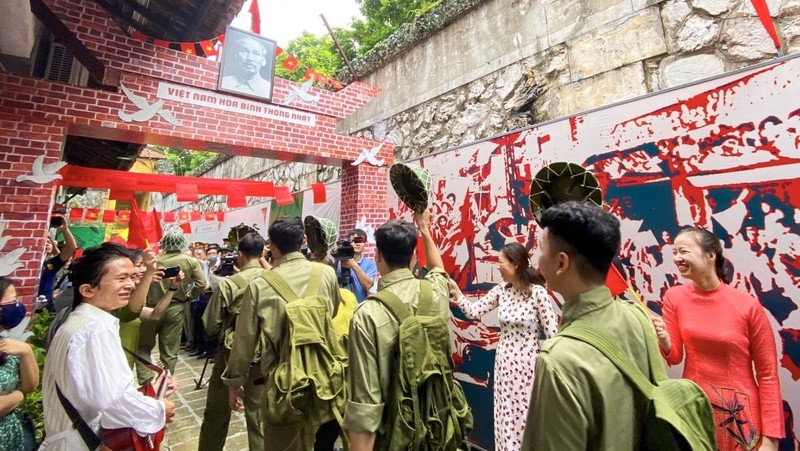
[41,303,165,450]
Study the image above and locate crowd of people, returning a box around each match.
[0,200,786,450]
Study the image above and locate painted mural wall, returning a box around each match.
[387,54,800,449]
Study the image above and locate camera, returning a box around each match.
[217,253,238,277]
[49,215,65,228]
[331,236,363,261]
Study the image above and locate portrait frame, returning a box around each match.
[217,26,277,102]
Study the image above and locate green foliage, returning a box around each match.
[156,146,217,176]
[348,0,444,55]
[18,310,54,445]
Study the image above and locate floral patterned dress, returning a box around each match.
[0,354,25,451]
[456,284,559,451]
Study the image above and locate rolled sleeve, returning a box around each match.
[344,311,384,433]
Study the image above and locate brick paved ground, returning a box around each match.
[159,350,249,451]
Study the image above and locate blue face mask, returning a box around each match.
[0,301,26,330]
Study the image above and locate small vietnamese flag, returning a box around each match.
[179,223,192,234]
[131,31,148,42]
[216,211,225,222]
[164,212,176,223]
[274,186,294,206]
[275,46,284,57]
[102,210,116,223]
[190,212,202,221]
[282,55,299,71]
[216,34,225,45]
[180,43,196,55]
[178,211,190,222]
[605,263,629,298]
[69,208,84,222]
[200,40,218,57]
[303,68,317,81]
[85,209,100,221]
[117,210,131,223]
[330,79,344,90]
[153,39,169,48]
[204,212,217,221]
[311,183,326,204]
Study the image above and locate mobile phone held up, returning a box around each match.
[163,266,181,278]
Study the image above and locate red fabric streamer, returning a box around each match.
[311,183,326,204]
[175,183,199,202]
[128,200,150,249]
[274,186,294,206]
[227,186,247,208]
[749,0,781,50]
[250,0,261,35]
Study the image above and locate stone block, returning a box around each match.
[546,0,633,45]
[780,0,800,16]
[661,0,693,53]
[659,53,727,88]
[781,14,800,52]
[568,7,667,80]
[720,17,779,61]
[693,0,737,15]
[677,15,720,51]
[553,62,648,117]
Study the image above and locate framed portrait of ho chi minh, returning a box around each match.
[217,26,277,102]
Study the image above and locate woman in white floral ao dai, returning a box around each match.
[449,242,558,451]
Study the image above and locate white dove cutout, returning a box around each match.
[118,83,184,126]
[285,78,320,105]
[352,142,385,167]
[354,215,376,243]
[15,155,67,184]
[0,215,10,251]
[0,247,27,277]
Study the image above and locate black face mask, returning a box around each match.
[0,301,26,330]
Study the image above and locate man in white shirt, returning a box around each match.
[41,243,176,450]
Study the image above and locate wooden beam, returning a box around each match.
[115,0,177,40]
[182,0,216,41]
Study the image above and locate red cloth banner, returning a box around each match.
[148,209,164,246]
[274,186,294,206]
[109,189,134,200]
[749,0,781,50]
[61,166,274,198]
[311,183,326,204]
[69,208,84,222]
[176,183,199,202]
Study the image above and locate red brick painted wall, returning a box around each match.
[0,0,392,306]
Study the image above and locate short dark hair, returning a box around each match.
[71,243,133,308]
[238,232,266,259]
[540,201,620,284]
[374,220,417,270]
[349,229,367,242]
[268,217,304,255]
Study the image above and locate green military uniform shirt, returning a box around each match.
[343,267,451,434]
[202,263,264,348]
[522,285,657,450]
[223,252,340,388]
[146,251,207,305]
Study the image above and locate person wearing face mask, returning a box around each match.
[449,242,559,451]
[0,276,39,451]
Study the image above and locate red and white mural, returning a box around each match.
[389,54,800,449]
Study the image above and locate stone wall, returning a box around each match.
[197,0,798,196]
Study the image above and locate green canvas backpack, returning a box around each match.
[560,304,716,451]
[260,263,348,437]
[369,281,473,451]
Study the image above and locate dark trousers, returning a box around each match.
[314,420,341,451]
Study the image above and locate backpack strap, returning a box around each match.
[261,270,299,302]
[414,280,435,317]
[560,325,656,399]
[629,302,670,383]
[228,273,249,291]
[369,290,412,323]
[303,263,324,298]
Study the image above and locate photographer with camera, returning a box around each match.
[38,214,77,312]
[199,232,268,451]
[334,229,376,303]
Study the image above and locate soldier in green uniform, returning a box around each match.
[223,217,339,451]
[137,229,207,384]
[199,232,267,451]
